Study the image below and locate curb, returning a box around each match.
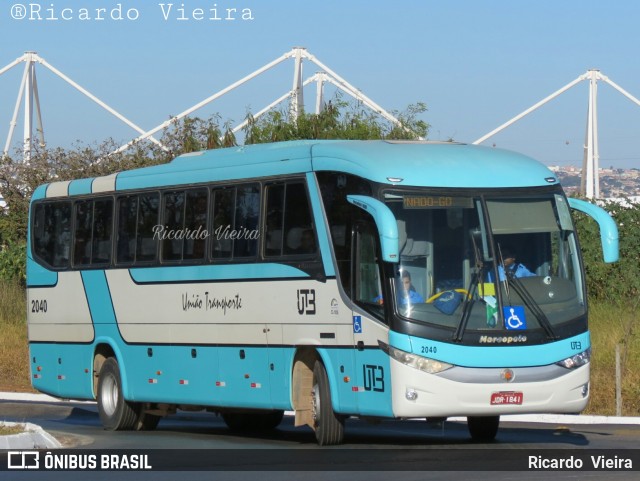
[1,392,93,404]
[0,421,62,449]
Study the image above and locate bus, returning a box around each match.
[27,140,618,445]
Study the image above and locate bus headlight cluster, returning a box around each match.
[388,346,453,374]
[555,348,591,369]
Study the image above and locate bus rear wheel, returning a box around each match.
[97,357,140,431]
[467,415,500,441]
[311,360,344,445]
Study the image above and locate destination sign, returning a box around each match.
[403,196,473,209]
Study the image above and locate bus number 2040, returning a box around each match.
[31,299,48,313]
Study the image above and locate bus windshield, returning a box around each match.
[385,190,585,337]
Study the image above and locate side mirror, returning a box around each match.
[568,198,619,263]
[347,195,399,263]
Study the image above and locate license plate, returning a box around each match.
[490,391,523,405]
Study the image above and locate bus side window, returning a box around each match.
[212,188,235,259]
[265,182,316,258]
[283,183,314,256]
[136,193,160,263]
[116,196,138,264]
[353,220,384,320]
[92,199,113,265]
[33,201,72,269]
[233,184,260,258]
[162,191,185,262]
[317,171,373,296]
[73,200,93,267]
[265,184,285,256]
[71,198,113,268]
[183,189,208,260]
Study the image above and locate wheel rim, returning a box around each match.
[101,373,118,416]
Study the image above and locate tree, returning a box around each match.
[573,199,640,303]
[244,97,428,143]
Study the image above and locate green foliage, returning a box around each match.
[244,97,428,143]
[573,200,640,303]
[154,116,237,154]
[0,241,26,286]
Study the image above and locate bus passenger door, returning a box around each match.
[350,221,393,417]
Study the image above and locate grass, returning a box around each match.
[0,424,25,435]
[586,300,640,416]
[0,279,638,416]
[0,280,31,392]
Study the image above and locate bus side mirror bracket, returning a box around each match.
[568,198,619,263]
[347,195,399,263]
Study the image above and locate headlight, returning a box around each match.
[387,345,453,374]
[556,348,591,369]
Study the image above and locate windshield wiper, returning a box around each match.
[452,270,480,342]
[453,231,483,342]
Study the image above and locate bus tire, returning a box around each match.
[135,412,161,431]
[467,415,500,441]
[97,357,139,431]
[312,360,344,445]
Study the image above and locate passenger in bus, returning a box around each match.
[399,271,424,305]
[289,228,316,254]
[489,247,535,282]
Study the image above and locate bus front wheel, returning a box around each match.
[97,357,140,431]
[467,415,500,441]
[311,360,344,445]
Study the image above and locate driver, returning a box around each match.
[490,247,534,281]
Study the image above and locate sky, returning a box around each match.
[1,0,640,168]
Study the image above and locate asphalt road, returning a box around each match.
[1,399,639,480]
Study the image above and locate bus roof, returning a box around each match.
[34,140,558,199]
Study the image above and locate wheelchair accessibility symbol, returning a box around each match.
[353,315,362,334]
[503,306,527,330]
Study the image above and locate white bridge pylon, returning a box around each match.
[473,69,640,199]
[1,48,410,163]
[0,51,168,162]
[111,47,412,155]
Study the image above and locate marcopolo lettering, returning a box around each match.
[479,335,527,344]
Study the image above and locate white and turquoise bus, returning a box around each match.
[27,140,618,445]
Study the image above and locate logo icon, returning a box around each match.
[8,451,40,470]
[296,289,316,315]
